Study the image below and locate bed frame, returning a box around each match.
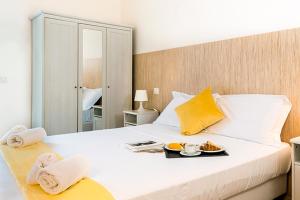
[134,28,300,198]
[228,175,287,200]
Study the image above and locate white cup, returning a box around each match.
[184,144,199,154]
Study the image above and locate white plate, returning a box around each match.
[180,150,201,157]
[201,147,225,153]
[164,144,183,152]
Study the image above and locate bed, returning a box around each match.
[82,109,94,131]
[0,123,291,200]
[82,87,102,131]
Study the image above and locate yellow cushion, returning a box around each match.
[175,88,224,135]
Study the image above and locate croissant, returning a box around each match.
[200,141,221,151]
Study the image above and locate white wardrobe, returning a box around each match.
[31,12,132,135]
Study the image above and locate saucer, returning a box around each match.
[180,150,201,157]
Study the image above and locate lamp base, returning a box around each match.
[138,102,145,112]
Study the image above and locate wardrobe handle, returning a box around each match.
[107,85,110,89]
[80,86,82,89]
[74,86,77,89]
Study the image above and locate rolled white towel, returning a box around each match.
[0,125,27,145]
[36,155,89,195]
[7,128,47,148]
[26,153,59,185]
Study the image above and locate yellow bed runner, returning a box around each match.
[0,143,115,200]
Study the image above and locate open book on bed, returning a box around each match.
[126,140,164,152]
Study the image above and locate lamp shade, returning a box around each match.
[134,90,148,102]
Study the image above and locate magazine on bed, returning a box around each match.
[126,140,165,152]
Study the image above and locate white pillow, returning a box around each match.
[153,96,187,128]
[172,91,222,100]
[153,91,222,128]
[82,87,102,111]
[206,94,291,146]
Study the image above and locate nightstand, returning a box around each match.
[92,105,104,130]
[123,109,159,127]
[291,137,300,200]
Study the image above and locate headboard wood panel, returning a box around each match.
[134,28,300,143]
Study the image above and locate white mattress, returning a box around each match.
[0,124,291,200]
[82,109,93,123]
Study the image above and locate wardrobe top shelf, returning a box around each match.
[30,11,134,31]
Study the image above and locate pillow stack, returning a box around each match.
[154,88,292,146]
[175,88,224,135]
[205,94,291,146]
[153,90,222,129]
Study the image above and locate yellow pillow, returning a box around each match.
[175,88,224,135]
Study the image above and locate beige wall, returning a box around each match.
[0,0,122,133]
[83,58,102,89]
[122,0,300,54]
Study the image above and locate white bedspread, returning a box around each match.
[0,124,291,200]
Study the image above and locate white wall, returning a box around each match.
[0,0,122,133]
[122,0,300,54]
[83,29,103,59]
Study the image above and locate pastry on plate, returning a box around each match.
[200,141,222,151]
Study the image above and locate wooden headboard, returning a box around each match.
[134,28,300,143]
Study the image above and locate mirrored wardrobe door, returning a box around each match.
[78,24,106,132]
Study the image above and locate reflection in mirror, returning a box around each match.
[81,29,103,132]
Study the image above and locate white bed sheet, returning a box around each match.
[0,124,291,200]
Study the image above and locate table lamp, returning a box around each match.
[134,90,148,112]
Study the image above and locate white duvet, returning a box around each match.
[0,124,291,200]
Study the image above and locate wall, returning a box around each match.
[83,59,102,89]
[83,29,103,59]
[3,0,300,133]
[134,27,300,143]
[122,0,300,54]
[83,29,103,88]
[0,0,122,133]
